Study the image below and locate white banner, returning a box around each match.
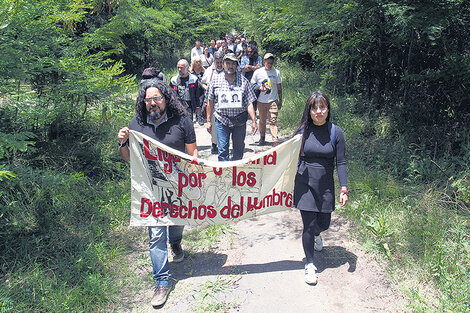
[129,130,302,226]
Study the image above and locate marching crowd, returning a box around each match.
[117,33,348,308]
[139,34,282,159]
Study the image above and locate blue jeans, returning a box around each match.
[215,118,247,161]
[148,225,184,286]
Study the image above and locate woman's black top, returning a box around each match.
[293,122,347,212]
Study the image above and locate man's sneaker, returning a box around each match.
[170,243,184,263]
[305,263,318,285]
[314,234,323,251]
[151,285,172,307]
[258,136,266,146]
[211,143,218,154]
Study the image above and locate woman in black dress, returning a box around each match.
[293,91,349,285]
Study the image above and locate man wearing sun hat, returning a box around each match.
[206,53,258,161]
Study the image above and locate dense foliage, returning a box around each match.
[252,0,470,121]
[248,0,470,182]
[0,0,239,311]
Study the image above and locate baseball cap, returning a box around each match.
[263,53,275,60]
[223,53,238,62]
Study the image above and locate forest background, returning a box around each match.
[0,0,468,312]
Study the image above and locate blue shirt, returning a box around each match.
[239,55,262,77]
[147,115,168,130]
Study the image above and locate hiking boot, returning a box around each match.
[170,243,184,263]
[151,285,172,307]
[211,143,218,154]
[258,136,265,146]
[314,234,323,251]
[305,263,318,285]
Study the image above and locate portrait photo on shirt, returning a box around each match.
[216,87,242,109]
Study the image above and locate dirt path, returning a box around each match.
[124,121,406,313]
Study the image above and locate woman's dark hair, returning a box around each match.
[293,91,331,136]
[135,79,188,125]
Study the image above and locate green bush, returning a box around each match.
[339,163,469,312]
[0,164,131,312]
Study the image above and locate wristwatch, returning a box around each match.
[118,140,129,148]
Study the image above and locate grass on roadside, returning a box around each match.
[335,106,470,312]
[338,166,469,312]
[0,170,132,313]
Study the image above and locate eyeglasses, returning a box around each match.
[247,50,253,54]
[144,96,164,104]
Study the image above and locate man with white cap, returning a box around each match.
[251,53,283,146]
[206,53,258,161]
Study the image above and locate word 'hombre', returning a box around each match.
[140,188,292,220]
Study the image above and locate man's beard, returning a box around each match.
[148,106,167,122]
[178,70,188,77]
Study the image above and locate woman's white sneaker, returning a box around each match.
[304,263,318,285]
[314,235,323,251]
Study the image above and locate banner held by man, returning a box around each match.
[129,130,302,226]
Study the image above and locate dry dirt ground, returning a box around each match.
[121,121,407,313]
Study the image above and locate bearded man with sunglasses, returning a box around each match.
[117,79,197,308]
